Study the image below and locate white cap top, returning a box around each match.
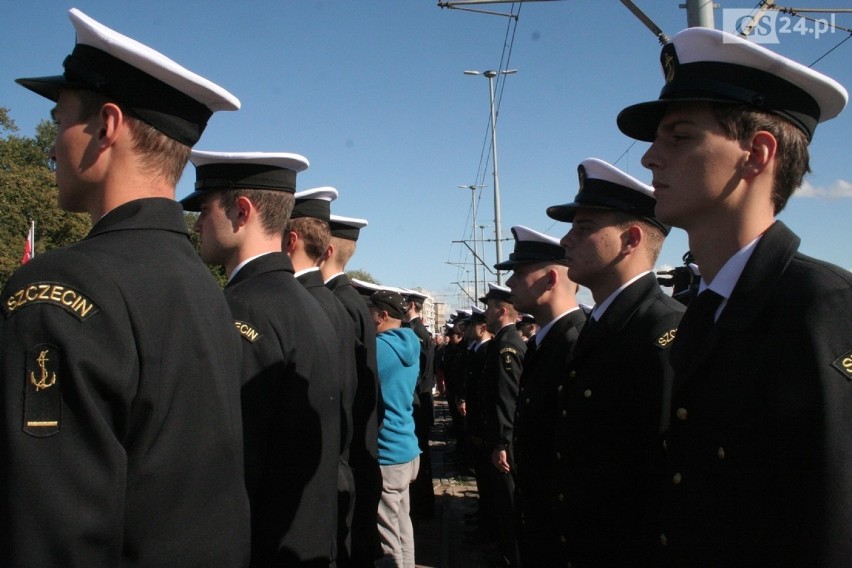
[487,283,511,295]
[581,158,653,198]
[16,8,240,146]
[190,151,309,172]
[546,158,669,235]
[511,225,561,247]
[294,187,339,202]
[329,214,368,228]
[618,27,847,141]
[329,214,369,241]
[181,151,309,211]
[70,9,240,112]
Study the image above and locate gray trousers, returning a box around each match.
[376,455,420,567]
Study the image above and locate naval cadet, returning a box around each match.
[547,158,685,567]
[285,187,359,567]
[480,282,526,567]
[0,9,250,566]
[619,27,852,566]
[455,306,495,537]
[498,225,586,567]
[182,152,340,566]
[403,289,437,521]
[321,214,384,567]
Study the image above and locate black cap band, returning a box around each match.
[194,163,297,192]
[547,178,670,235]
[661,59,820,139]
[291,199,331,221]
[329,221,361,241]
[64,45,212,145]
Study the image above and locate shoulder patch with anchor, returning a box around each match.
[234,320,262,343]
[24,344,62,437]
[832,349,852,381]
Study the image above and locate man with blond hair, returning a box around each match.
[1,9,248,566]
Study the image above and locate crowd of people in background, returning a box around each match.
[1,7,851,568]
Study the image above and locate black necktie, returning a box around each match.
[525,337,538,362]
[671,290,724,372]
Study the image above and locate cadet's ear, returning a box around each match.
[233,196,252,226]
[743,131,777,180]
[96,102,124,152]
[284,230,298,253]
[545,267,559,290]
[321,242,335,263]
[621,225,643,254]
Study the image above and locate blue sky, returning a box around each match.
[3,1,850,310]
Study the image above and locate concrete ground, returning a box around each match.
[413,396,498,568]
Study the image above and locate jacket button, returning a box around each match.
[660,533,668,546]
[672,472,682,485]
[676,407,688,420]
[583,389,592,398]
[557,384,564,393]
[561,410,567,418]
[718,447,726,460]
[568,370,577,378]
[525,398,531,404]
[556,451,562,460]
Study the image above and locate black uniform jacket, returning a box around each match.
[554,272,684,566]
[0,199,250,567]
[408,316,435,396]
[228,256,339,567]
[513,310,586,550]
[481,324,526,453]
[297,269,357,461]
[326,273,384,564]
[326,273,382,462]
[657,221,852,568]
[460,338,490,441]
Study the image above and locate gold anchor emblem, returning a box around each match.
[30,349,57,391]
[663,53,676,82]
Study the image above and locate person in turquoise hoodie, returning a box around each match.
[367,289,421,568]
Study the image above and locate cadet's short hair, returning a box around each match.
[609,210,666,263]
[286,216,331,261]
[330,236,357,267]
[74,89,191,186]
[219,189,294,237]
[712,103,810,215]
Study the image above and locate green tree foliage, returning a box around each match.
[346,268,379,284]
[0,108,90,287]
[183,211,228,288]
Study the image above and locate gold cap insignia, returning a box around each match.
[661,43,679,83]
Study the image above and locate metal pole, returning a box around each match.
[479,225,488,290]
[685,0,715,28]
[485,71,504,285]
[470,188,479,300]
[464,68,515,285]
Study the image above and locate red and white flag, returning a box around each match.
[21,220,35,265]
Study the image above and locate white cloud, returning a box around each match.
[795,179,852,199]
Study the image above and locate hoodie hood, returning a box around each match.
[378,327,420,368]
